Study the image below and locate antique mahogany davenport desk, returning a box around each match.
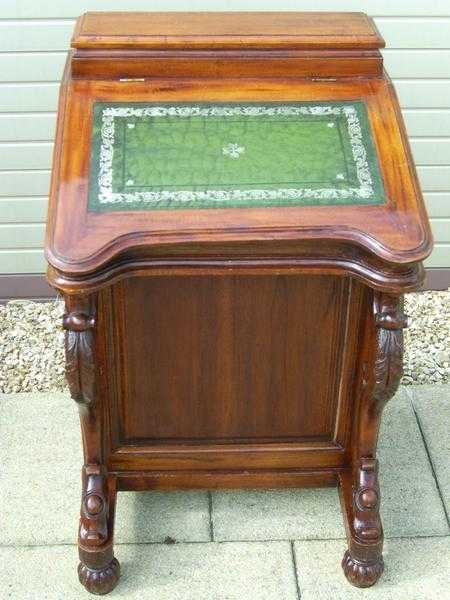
[46,12,432,595]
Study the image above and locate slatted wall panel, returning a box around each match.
[0,1,449,273]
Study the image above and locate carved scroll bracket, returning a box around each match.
[372,293,408,408]
[63,296,96,407]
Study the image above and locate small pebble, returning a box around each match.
[0,290,449,394]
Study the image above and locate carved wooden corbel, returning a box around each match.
[373,293,408,409]
[63,296,96,406]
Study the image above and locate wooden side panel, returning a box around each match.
[108,274,355,447]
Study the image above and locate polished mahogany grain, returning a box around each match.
[46,11,432,595]
[116,275,349,443]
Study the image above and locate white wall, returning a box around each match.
[0,1,449,272]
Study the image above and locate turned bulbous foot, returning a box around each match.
[78,557,120,595]
[342,550,383,588]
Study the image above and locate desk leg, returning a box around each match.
[339,461,384,587]
[340,292,407,587]
[63,294,120,594]
[78,468,120,595]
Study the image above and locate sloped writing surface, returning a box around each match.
[88,101,386,212]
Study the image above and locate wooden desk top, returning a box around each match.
[46,12,432,293]
[72,12,384,51]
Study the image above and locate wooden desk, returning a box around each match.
[46,12,432,595]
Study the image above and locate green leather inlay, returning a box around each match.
[88,102,386,212]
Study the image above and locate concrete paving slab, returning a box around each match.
[293,537,450,600]
[212,487,344,542]
[0,392,210,545]
[0,391,82,545]
[410,384,450,517]
[0,541,298,600]
[378,388,449,536]
[212,388,448,541]
[115,491,211,543]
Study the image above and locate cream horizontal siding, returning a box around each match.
[383,51,450,79]
[391,81,450,109]
[0,4,450,274]
[0,21,74,52]
[0,143,53,170]
[418,167,450,191]
[377,18,450,48]
[0,223,45,248]
[0,250,47,273]
[431,219,450,242]
[0,114,56,141]
[410,140,450,166]
[3,1,450,19]
[425,194,450,217]
[0,84,59,112]
[0,171,52,197]
[0,198,49,222]
[426,245,450,267]
[403,111,450,137]
[0,54,66,83]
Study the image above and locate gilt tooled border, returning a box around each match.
[96,103,375,206]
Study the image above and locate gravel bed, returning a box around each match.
[0,291,449,394]
[403,290,450,385]
[0,299,66,394]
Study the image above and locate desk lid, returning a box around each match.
[72,12,384,51]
